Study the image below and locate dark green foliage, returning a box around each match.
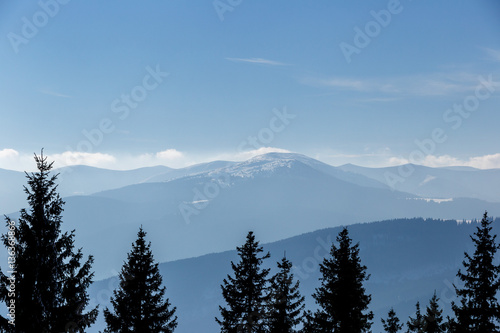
[407,302,424,333]
[103,227,177,333]
[450,211,500,332]
[381,308,403,333]
[423,292,445,333]
[267,256,305,333]
[0,152,97,332]
[216,231,270,333]
[307,227,373,333]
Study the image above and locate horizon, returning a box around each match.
[1,1,500,172]
[1,150,499,173]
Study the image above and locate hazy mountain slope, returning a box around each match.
[339,163,500,203]
[144,160,236,182]
[0,168,28,215]
[57,153,500,279]
[0,165,172,214]
[87,218,497,333]
[0,161,233,214]
[56,165,173,195]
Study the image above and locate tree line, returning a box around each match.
[216,214,500,333]
[0,154,499,332]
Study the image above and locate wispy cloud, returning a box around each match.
[360,97,401,103]
[388,153,500,169]
[484,47,500,62]
[39,89,73,98]
[302,71,491,97]
[226,57,289,66]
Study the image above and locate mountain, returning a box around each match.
[86,218,498,333]
[51,153,500,279]
[339,163,500,203]
[0,165,171,214]
[0,168,29,217]
[144,160,236,183]
[3,153,500,279]
[0,161,235,215]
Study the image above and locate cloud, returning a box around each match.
[226,57,289,66]
[0,149,51,171]
[156,149,184,160]
[387,153,500,169]
[302,71,491,97]
[39,89,73,98]
[0,148,19,159]
[235,147,292,160]
[484,47,500,62]
[467,153,500,169]
[360,97,400,103]
[51,151,116,168]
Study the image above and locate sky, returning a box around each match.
[1,0,499,171]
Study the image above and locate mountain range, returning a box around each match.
[1,153,499,279]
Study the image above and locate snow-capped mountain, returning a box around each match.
[2,152,500,279]
[27,152,497,279]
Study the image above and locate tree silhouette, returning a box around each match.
[423,292,445,333]
[216,231,270,333]
[307,227,373,333]
[450,211,500,332]
[103,227,177,333]
[382,308,403,333]
[267,255,305,333]
[0,152,97,332]
[407,302,424,333]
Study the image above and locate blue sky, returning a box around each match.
[1,0,499,171]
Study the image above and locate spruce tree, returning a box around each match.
[450,211,500,332]
[406,302,424,333]
[216,231,270,333]
[267,256,305,333]
[309,227,373,333]
[0,152,97,333]
[382,308,403,333]
[423,292,445,333]
[103,226,177,333]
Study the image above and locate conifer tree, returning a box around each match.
[450,211,500,332]
[423,292,445,333]
[216,231,270,333]
[103,227,177,333]
[267,255,305,333]
[308,227,373,333]
[0,152,97,332]
[407,302,424,333]
[382,308,403,333]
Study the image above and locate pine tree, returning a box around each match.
[406,302,424,333]
[216,231,270,333]
[267,255,305,333]
[450,211,500,332]
[423,292,445,333]
[0,152,97,333]
[382,308,403,333]
[103,226,177,333]
[308,227,373,333]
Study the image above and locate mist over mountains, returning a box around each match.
[1,153,500,279]
[1,152,499,332]
[339,163,500,203]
